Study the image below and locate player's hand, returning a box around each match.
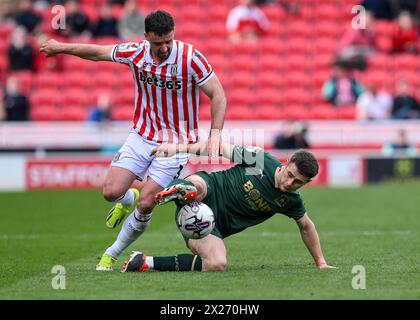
[208,129,222,157]
[39,39,61,57]
[150,144,181,157]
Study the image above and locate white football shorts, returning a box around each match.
[111,130,190,188]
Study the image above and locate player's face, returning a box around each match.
[145,31,174,62]
[278,163,310,192]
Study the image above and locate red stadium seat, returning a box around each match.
[30,89,59,108]
[257,53,284,72]
[283,72,311,89]
[63,71,91,90]
[283,88,311,106]
[255,71,284,90]
[111,105,133,121]
[33,72,61,90]
[228,89,257,108]
[309,105,338,120]
[336,105,356,120]
[59,106,88,121]
[281,105,311,120]
[284,55,311,72]
[228,71,256,90]
[255,88,282,107]
[61,89,89,108]
[30,106,58,121]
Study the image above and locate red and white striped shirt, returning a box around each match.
[111,40,214,144]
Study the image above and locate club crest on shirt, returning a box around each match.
[275,195,288,208]
[170,64,178,76]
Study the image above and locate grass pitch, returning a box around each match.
[0,182,419,300]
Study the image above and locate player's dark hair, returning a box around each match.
[145,10,175,36]
[289,150,319,179]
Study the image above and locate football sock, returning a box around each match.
[114,189,135,207]
[167,178,195,189]
[106,209,152,258]
[152,254,202,271]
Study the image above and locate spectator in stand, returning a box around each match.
[0,77,30,121]
[322,63,364,107]
[226,0,270,43]
[390,10,418,54]
[65,0,91,37]
[336,10,378,70]
[273,121,310,150]
[13,0,42,34]
[356,83,393,121]
[7,26,34,71]
[361,0,395,20]
[92,3,118,38]
[118,0,145,40]
[391,78,420,119]
[87,93,112,123]
[382,128,417,156]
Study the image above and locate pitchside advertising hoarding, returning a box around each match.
[366,157,420,183]
[3,155,363,190]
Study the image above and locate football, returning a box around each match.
[176,201,215,239]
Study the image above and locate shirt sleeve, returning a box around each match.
[190,49,214,86]
[110,42,141,65]
[232,145,265,166]
[283,196,306,221]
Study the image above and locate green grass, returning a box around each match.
[0,182,419,299]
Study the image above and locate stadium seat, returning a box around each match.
[281,105,311,120]
[309,105,338,120]
[111,105,133,121]
[255,71,284,90]
[336,105,356,120]
[33,72,61,90]
[61,89,89,108]
[255,88,282,107]
[283,88,311,106]
[59,106,88,121]
[63,71,91,90]
[256,53,284,72]
[30,89,59,108]
[229,71,256,90]
[30,106,58,121]
[228,88,256,108]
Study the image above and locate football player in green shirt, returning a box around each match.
[121,140,336,272]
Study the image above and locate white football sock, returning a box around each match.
[145,256,154,269]
[114,189,135,208]
[106,209,152,258]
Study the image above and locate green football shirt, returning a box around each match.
[198,145,306,238]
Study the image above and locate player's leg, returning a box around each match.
[97,133,153,270]
[121,235,226,272]
[103,177,163,261]
[103,166,140,229]
[154,173,208,204]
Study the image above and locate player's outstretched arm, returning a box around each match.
[296,213,337,269]
[40,38,114,61]
[150,141,235,160]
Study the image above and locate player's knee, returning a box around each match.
[205,256,227,272]
[138,196,155,213]
[103,184,124,202]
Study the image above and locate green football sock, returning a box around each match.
[167,178,195,188]
[153,254,202,271]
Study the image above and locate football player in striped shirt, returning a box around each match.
[40,10,226,271]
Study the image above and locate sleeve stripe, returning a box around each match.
[197,70,214,85]
[110,45,117,62]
